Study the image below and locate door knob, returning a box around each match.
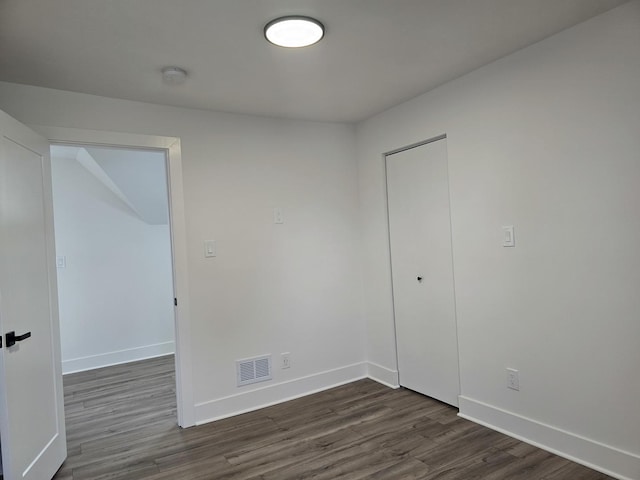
[417,276,423,282]
[5,331,31,348]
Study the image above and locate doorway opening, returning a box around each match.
[51,145,175,374]
[50,143,179,415]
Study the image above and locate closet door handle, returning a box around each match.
[5,331,31,348]
[417,276,423,282]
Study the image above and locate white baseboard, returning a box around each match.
[366,361,399,388]
[458,396,640,480]
[62,341,175,374]
[194,362,368,425]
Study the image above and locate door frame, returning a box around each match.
[31,125,195,428]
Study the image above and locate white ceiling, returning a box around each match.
[0,0,629,123]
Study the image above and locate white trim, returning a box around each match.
[33,126,178,150]
[165,137,196,427]
[31,125,196,427]
[62,342,175,374]
[366,362,399,388]
[195,362,367,425]
[22,432,58,478]
[458,396,640,480]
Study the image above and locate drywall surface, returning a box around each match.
[0,82,366,417]
[356,2,640,478]
[51,148,175,373]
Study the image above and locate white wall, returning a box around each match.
[0,82,367,421]
[51,149,175,373]
[356,2,640,479]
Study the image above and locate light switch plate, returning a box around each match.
[502,226,515,247]
[204,240,216,258]
[273,207,284,224]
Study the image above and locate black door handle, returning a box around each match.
[417,276,423,282]
[5,331,31,348]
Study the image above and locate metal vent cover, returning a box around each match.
[236,355,272,387]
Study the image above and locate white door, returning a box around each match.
[0,110,66,479]
[386,138,460,407]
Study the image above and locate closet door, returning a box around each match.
[386,138,459,407]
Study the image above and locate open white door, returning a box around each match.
[0,110,66,479]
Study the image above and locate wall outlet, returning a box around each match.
[507,368,520,391]
[281,352,291,369]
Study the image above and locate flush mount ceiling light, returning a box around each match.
[161,66,188,85]
[264,16,324,48]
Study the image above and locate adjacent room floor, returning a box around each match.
[53,356,611,479]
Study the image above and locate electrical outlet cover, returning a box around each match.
[281,352,291,369]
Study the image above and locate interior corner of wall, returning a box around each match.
[366,361,399,389]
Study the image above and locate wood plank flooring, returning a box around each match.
[54,356,612,480]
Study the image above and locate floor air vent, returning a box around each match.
[236,355,272,387]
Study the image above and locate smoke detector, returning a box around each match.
[161,66,188,85]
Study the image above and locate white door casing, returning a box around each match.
[0,110,66,479]
[31,125,195,428]
[386,137,460,407]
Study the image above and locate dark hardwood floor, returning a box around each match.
[54,356,611,480]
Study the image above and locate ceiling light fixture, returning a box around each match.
[161,66,188,85]
[264,16,324,48]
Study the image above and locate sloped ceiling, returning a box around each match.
[0,0,629,122]
[85,148,169,225]
[51,145,169,225]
